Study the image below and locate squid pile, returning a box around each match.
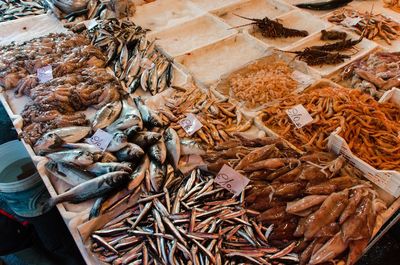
[0,33,122,145]
[338,51,400,99]
[327,8,400,45]
[259,86,400,170]
[0,0,46,22]
[205,135,387,265]
[164,86,253,147]
[89,169,299,264]
[85,19,173,95]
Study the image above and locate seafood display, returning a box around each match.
[206,135,387,264]
[383,0,400,12]
[259,85,400,170]
[337,51,400,99]
[89,169,299,264]
[85,19,173,95]
[0,33,121,145]
[0,0,46,22]
[327,8,400,45]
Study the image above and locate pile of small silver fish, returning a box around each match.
[85,18,173,95]
[0,0,46,23]
[90,169,299,265]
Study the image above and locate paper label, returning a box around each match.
[215,165,250,196]
[286,104,313,128]
[179,113,203,136]
[84,19,98,30]
[37,65,53,83]
[292,70,314,87]
[140,58,155,70]
[341,17,362,27]
[86,129,113,151]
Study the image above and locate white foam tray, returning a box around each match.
[189,0,244,11]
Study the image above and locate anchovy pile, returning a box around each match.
[35,97,182,212]
[90,169,298,264]
[0,0,46,23]
[85,19,173,95]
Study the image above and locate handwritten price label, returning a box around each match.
[286,104,313,129]
[179,113,203,136]
[86,129,113,151]
[37,65,53,83]
[84,19,98,30]
[215,165,250,196]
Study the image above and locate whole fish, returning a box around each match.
[130,131,161,148]
[164,128,181,169]
[148,139,167,164]
[93,101,122,130]
[87,162,133,176]
[45,171,130,208]
[38,126,91,144]
[46,150,95,167]
[180,139,205,156]
[34,132,64,155]
[133,97,163,127]
[115,143,144,162]
[149,160,166,192]
[45,161,93,187]
[128,155,150,191]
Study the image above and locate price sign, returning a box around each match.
[84,19,98,30]
[86,129,113,151]
[286,104,313,128]
[292,70,314,87]
[215,165,250,196]
[179,113,203,136]
[140,58,155,69]
[37,65,53,83]
[341,17,362,27]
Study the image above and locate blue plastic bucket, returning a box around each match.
[0,140,49,217]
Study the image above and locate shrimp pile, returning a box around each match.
[162,86,253,147]
[205,135,387,265]
[259,86,400,170]
[228,59,298,108]
[0,33,121,145]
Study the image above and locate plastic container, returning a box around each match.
[0,140,49,217]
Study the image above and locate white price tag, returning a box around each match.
[215,165,250,196]
[86,129,113,151]
[292,70,314,87]
[179,114,203,136]
[140,58,155,70]
[37,65,53,83]
[286,104,313,128]
[341,17,362,27]
[84,19,98,30]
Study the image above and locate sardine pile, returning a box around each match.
[206,136,387,265]
[0,33,122,145]
[85,19,173,95]
[90,169,299,265]
[338,51,400,99]
[258,85,400,171]
[165,86,252,146]
[0,0,46,23]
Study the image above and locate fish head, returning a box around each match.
[125,125,141,138]
[105,171,130,186]
[112,131,128,143]
[75,151,94,166]
[34,132,64,155]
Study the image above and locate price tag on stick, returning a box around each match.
[286,104,313,129]
[215,165,250,196]
[86,129,113,151]
[37,65,53,83]
[179,113,203,136]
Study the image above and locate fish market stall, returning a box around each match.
[0,0,399,265]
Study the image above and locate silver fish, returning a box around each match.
[115,143,144,162]
[46,150,94,167]
[107,101,143,132]
[164,128,181,169]
[87,162,133,176]
[180,139,206,156]
[133,97,163,127]
[92,101,122,130]
[127,155,150,191]
[130,131,161,149]
[46,171,130,208]
[45,161,93,187]
[40,126,91,143]
[34,133,64,155]
[62,143,101,153]
[149,139,167,164]
[149,160,166,192]
[106,131,128,152]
